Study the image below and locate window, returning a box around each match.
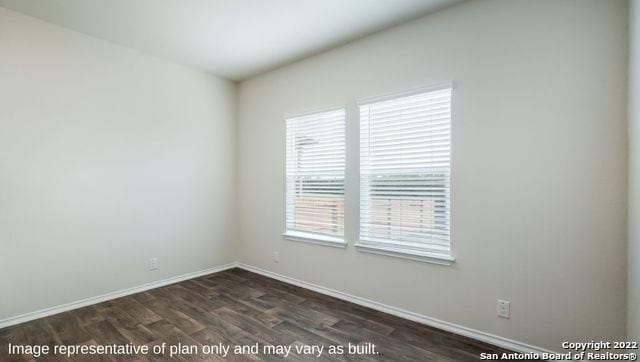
[284,108,346,246]
[358,85,453,262]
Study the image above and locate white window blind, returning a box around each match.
[285,108,345,242]
[359,86,452,258]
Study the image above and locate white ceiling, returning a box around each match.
[0,0,461,80]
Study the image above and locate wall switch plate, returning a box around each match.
[149,257,158,271]
[273,252,279,263]
[497,299,510,318]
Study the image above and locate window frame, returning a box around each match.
[282,106,348,248]
[355,82,456,265]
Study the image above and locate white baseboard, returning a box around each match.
[235,263,556,356]
[0,262,238,329]
[1,260,554,357]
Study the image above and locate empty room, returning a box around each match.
[0,0,637,360]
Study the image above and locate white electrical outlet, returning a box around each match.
[149,257,158,271]
[273,252,279,263]
[497,299,510,318]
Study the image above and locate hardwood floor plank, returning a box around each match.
[84,320,131,345]
[0,268,510,361]
[45,312,92,345]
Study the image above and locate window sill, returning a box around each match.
[283,231,347,248]
[354,242,455,266]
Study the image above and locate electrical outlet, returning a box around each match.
[149,257,158,271]
[497,299,510,318]
[273,252,279,263]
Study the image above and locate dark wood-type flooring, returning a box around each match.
[0,268,511,361]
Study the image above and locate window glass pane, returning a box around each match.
[360,87,451,255]
[286,109,345,238]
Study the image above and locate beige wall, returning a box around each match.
[630,0,640,343]
[0,7,237,319]
[237,0,628,351]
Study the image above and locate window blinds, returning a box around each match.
[286,108,345,240]
[359,86,451,256]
